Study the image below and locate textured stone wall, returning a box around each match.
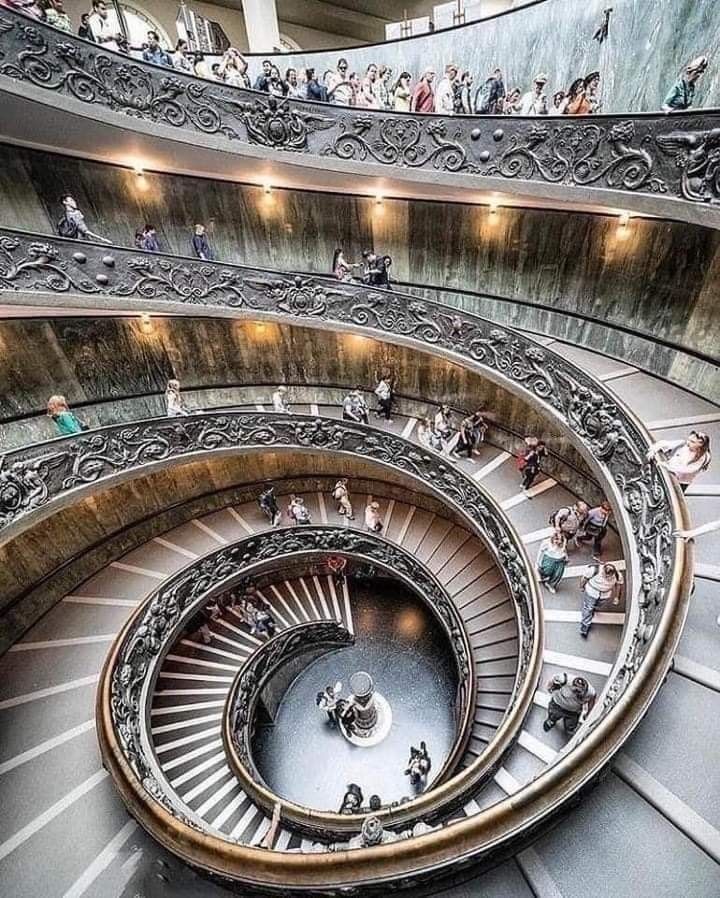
[1,145,718,394]
[261,0,720,113]
[0,317,596,487]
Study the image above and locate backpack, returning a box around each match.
[57,215,79,239]
[550,507,570,527]
[516,454,527,471]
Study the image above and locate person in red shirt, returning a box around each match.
[410,69,436,113]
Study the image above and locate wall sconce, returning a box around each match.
[133,165,144,177]
[489,202,499,215]
[375,193,384,206]
[139,312,153,334]
[263,183,272,195]
[618,211,630,228]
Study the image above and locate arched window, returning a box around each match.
[119,3,171,48]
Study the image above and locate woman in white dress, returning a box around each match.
[647,430,711,493]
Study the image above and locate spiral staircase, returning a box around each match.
[0,3,719,897]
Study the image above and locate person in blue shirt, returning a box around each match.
[47,395,85,436]
[662,55,708,112]
[142,31,172,68]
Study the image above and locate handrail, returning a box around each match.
[0,13,719,221]
[100,512,534,842]
[118,524,492,838]
[0,229,681,717]
[4,235,690,889]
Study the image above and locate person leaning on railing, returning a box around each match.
[57,194,111,243]
[646,430,712,493]
[47,395,86,436]
[662,55,709,112]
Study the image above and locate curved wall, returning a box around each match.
[0,317,598,489]
[2,145,718,394]
[263,0,720,113]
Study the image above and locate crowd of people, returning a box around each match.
[193,582,277,646]
[2,1,710,115]
[44,376,714,736]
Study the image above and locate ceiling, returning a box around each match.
[204,1,496,43]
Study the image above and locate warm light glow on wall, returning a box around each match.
[251,320,273,341]
[396,607,424,639]
[375,193,383,206]
[348,333,369,345]
[618,211,630,227]
[263,182,272,195]
[489,202,499,215]
[139,312,153,334]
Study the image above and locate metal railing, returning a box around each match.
[106,526,508,841]
[0,12,719,218]
[3,230,691,892]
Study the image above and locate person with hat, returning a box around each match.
[663,55,709,112]
[519,73,549,115]
[288,494,311,525]
[543,672,596,735]
[342,389,369,424]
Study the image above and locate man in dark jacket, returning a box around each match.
[475,67,506,114]
[254,59,272,92]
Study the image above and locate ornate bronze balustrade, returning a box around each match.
[0,227,684,724]
[0,12,719,215]
[105,526,496,842]
[2,231,691,892]
[103,522,532,849]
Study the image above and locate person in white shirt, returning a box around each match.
[165,379,188,417]
[365,501,383,533]
[272,385,290,413]
[88,0,121,52]
[327,58,353,106]
[435,65,458,115]
[333,478,354,519]
[418,417,442,452]
[519,73,549,115]
[434,404,452,436]
[171,40,193,73]
[374,375,393,422]
[646,431,711,493]
[580,563,622,637]
[288,495,311,525]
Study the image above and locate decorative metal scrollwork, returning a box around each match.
[0,227,678,722]
[110,527,487,833]
[0,12,717,204]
